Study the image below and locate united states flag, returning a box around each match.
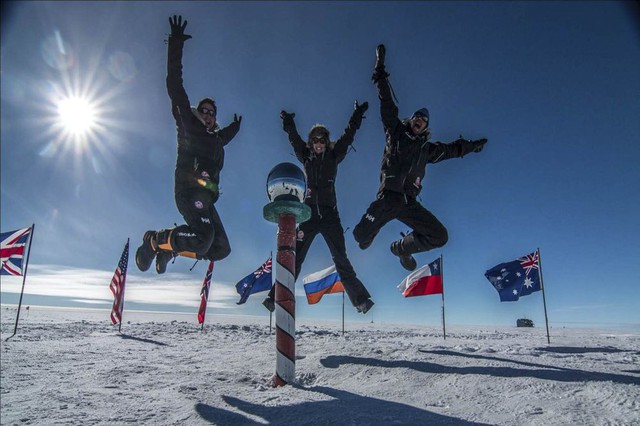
[1,227,32,276]
[198,261,214,324]
[110,241,129,325]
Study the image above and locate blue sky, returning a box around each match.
[2,2,639,328]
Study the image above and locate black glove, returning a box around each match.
[280,110,296,133]
[350,101,368,129]
[354,100,369,115]
[372,44,389,83]
[169,15,192,41]
[472,138,488,153]
[233,114,242,126]
[375,44,386,69]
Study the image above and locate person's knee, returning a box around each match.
[206,240,230,261]
[353,223,372,249]
[432,227,448,248]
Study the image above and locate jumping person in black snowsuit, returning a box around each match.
[353,44,487,271]
[263,104,375,314]
[136,15,242,274]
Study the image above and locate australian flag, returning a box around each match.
[484,251,541,302]
[235,256,272,304]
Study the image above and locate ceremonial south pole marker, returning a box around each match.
[263,163,311,387]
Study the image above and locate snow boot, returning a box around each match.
[136,231,157,272]
[390,235,419,272]
[356,298,375,314]
[155,251,175,274]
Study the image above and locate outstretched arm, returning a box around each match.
[280,110,306,162]
[427,137,488,163]
[372,44,401,132]
[333,101,369,162]
[166,15,193,129]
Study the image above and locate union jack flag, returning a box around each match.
[110,241,129,325]
[235,256,273,305]
[198,261,214,324]
[1,227,32,276]
[518,251,540,276]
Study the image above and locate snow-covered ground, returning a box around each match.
[1,306,639,425]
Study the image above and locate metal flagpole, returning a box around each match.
[119,238,129,334]
[7,223,35,341]
[537,248,551,344]
[342,291,345,336]
[440,254,446,340]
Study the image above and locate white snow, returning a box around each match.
[2,306,639,425]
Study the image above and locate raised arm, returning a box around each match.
[372,44,401,132]
[333,101,369,162]
[166,15,193,128]
[217,114,242,146]
[280,110,306,162]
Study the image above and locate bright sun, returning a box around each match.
[57,96,97,136]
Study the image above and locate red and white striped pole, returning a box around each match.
[273,213,296,386]
[264,163,310,387]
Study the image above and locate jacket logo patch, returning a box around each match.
[365,214,376,222]
[297,230,304,241]
[195,201,204,209]
[201,217,211,224]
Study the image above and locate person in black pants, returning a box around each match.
[263,104,374,314]
[353,44,487,271]
[136,15,242,274]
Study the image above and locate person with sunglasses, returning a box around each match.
[262,103,375,314]
[136,15,242,274]
[353,44,487,271]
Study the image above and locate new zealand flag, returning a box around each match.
[235,256,272,304]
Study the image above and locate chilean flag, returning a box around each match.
[397,257,443,297]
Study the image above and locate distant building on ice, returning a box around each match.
[517,318,534,327]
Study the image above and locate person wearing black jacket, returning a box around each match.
[353,44,487,271]
[136,15,242,274]
[263,104,374,314]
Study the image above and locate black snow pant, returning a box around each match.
[353,190,448,254]
[171,187,231,261]
[268,204,371,307]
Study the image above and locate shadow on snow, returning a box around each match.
[118,333,169,346]
[195,386,489,425]
[323,353,640,386]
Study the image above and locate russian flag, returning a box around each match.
[397,257,443,297]
[302,265,345,304]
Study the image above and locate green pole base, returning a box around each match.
[263,200,311,224]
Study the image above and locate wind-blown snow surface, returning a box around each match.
[1,307,639,425]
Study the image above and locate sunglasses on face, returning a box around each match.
[199,107,216,117]
[312,136,327,145]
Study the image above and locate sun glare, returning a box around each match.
[57,96,96,136]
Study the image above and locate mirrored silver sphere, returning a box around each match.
[266,162,307,203]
